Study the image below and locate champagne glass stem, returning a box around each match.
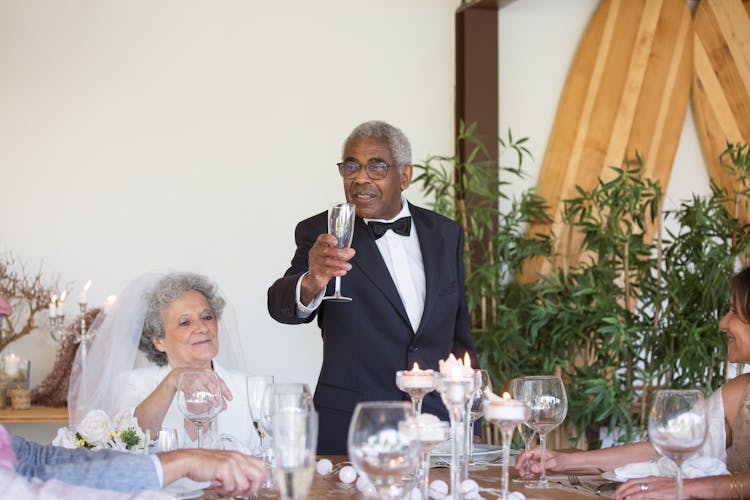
[197,425,203,449]
[334,276,342,296]
[466,416,476,466]
[500,426,514,500]
[539,432,548,487]
[522,432,535,480]
[676,463,683,500]
[448,405,466,500]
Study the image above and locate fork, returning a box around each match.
[567,472,582,486]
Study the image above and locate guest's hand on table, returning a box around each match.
[613,476,682,499]
[515,446,572,475]
[301,234,356,302]
[158,449,266,497]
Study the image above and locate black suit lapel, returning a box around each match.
[410,205,444,338]
[350,217,411,327]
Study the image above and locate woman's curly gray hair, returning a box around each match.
[344,120,412,171]
[138,272,225,365]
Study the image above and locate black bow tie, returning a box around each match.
[369,217,412,239]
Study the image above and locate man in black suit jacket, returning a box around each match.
[267,121,478,454]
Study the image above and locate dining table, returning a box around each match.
[198,455,615,499]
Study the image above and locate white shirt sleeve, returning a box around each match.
[699,387,727,462]
[295,272,325,318]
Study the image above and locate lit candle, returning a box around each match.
[79,280,92,304]
[49,294,57,319]
[483,392,529,422]
[57,290,67,316]
[104,295,117,313]
[399,362,435,389]
[4,353,20,377]
[438,353,474,379]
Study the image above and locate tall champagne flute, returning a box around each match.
[272,409,318,500]
[348,401,419,500]
[466,369,492,465]
[648,389,707,500]
[176,370,223,449]
[322,202,356,302]
[511,377,538,482]
[246,375,274,452]
[521,375,568,488]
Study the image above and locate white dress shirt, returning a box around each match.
[296,197,427,332]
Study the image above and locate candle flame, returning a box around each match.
[451,365,462,380]
[105,295,117,305]
[412,362,420,371]
[502,392,512,400]
[83,280,92,291]
[59,290,67,303]
[50,294,57,304]
[463,352,472,369]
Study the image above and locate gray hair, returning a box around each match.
[139,272,225,366]
[344,120,412,171]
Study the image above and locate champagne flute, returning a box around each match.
[348,401,419,500]
[466,369,492,465]
[271,409,318,500]
[399,416,449,500]
[484,396,530,500]
[648,389,707,500]
[175,370,223,449]
[511,377,538,482]
[521,375,568,488]
[322,202,356,302]
[246,375,274,452]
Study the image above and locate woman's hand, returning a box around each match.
[515,446,570,475]
[613,476,682,499]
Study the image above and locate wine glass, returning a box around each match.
[466,369,492,465]
[271,409,318,500]
[511,377,538,482]
[520,375,568,488]
[648,389,707,500]
[322,202,356,302]
[348,401,419,499]
[175,370,223,448]
[246,375,274,452]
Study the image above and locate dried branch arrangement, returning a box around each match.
[0,254,55,353]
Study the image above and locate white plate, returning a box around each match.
[163,477,212,499]
[432,444,507,462]
[601,471,627,483]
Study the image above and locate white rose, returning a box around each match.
[76,409,113,446]
[52,427,77,449]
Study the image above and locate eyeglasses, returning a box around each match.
[337,160,390,180]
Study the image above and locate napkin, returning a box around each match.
[614,456,729,479]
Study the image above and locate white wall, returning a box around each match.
[1,0,713,404]
[0,0,456,393]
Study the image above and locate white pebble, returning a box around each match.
[315,458,333,475]
[508,492,526,500]
[429,479,448,499]
[410,487,422,500]
[460,479,479,497]
[338,465,358,484]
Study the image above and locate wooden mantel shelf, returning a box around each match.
[0,406,68,423]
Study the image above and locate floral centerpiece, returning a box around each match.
[53,409,147,453]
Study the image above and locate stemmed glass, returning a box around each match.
[399,416,449,500]
[520,375,568,488]
[272,409,318,500]
[260,383,314,444]
[395,364,437,415]
[648,389,707,500]
[322,202,356,302]
[511,377,538,482]
[348,401,419,499]
[175,370,223,449]
[484,396,530,500]
[466,369,492,465]
[246,375,274,452]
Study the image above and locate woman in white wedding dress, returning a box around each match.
[68,272,260,451]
